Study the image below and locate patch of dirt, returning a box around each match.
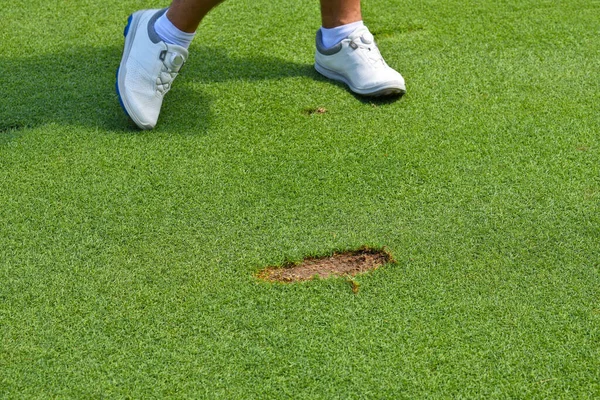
[257,247,394,283]
[304,107,327,115]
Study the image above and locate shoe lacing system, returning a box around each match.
[348,29,386,67]
[156,48,186,95]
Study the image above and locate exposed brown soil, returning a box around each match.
[304,107,327,115]
[257,247,394,283]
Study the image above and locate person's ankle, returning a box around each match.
[319,20,364,48]
[154,9,196,49]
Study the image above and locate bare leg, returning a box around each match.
[166,0,224,33]
[320,0,362,28]
[166,0,362,32]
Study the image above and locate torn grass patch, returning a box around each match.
[257,247,395,282]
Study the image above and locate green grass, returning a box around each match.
[1,0,599,398]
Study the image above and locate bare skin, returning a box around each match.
[319,0,362,28]
[167,0,362,33]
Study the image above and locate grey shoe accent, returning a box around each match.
[147,8,168,44]
[315,29,343,55]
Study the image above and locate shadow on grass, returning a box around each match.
[0,45,317,141]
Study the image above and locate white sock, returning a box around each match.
[154,11,196,49]
[320,20,364,48]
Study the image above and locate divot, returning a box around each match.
[257,247,395,283]
[304,107,327,116]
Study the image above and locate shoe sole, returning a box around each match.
[116,12,154,129]
[314,62,406,97]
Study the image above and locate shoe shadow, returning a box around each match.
[184,46,317,83]
[186,47,405,104]
[0,45,317,142]
[1,45,136,136]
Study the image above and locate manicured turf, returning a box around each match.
[1,0,599,397]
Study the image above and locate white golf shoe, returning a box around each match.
[315,26,405,96]
[116,9,188,130]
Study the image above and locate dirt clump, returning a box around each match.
[257,247,393,283]
[304,107,327,115]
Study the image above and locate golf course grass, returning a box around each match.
[1,0,599,397]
